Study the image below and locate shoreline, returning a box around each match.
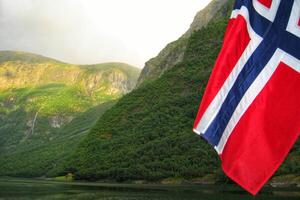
[0,176,299,193]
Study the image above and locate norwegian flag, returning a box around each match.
[193,0,300,195]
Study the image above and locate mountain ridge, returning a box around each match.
[0,51,60,64]
[136,0,230,87]
[0,51,140,95]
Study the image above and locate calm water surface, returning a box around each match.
[0,178,299,200]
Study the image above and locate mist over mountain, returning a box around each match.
[0,0,211,67]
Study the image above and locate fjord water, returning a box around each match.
[0,179,299,200]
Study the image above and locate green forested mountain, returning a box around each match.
[67,0,232,182]
[0,51,140,177]
[68,0,300,184]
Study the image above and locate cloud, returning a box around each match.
[0,0,211,67]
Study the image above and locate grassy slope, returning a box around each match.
[0,52,140,177]
[70,0,299,183]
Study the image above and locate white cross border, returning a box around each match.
[216,48,300,154]
[253,0,281,22]
[286,0,300,38]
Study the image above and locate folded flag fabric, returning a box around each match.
[193,0,300,195]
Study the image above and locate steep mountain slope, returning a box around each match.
[0,51,140,177]
[69,0,230,181]
[69,0,300,184]
[136,0,229,87]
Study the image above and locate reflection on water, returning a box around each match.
[0,178,299,200]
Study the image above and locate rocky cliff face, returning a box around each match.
[182,0,229,39]
[136,0,229,87]
[0,51,140,95]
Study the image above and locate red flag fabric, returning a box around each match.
[193,0,300,195]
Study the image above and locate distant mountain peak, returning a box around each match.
[0,51,140,94]
[0,51,60,64]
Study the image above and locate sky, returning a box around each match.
[0,0,212,67]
